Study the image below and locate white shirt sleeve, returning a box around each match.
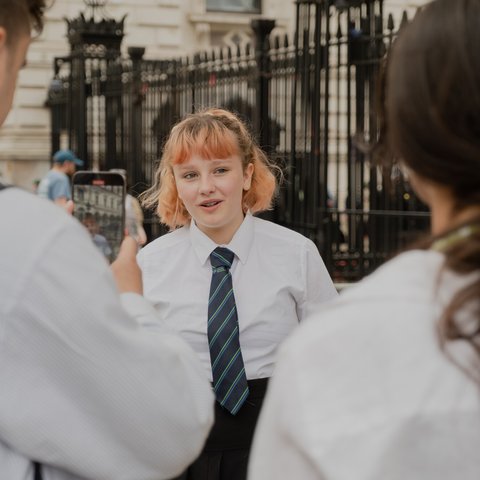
[1,218,214,480]
[248,341,324,480]
[250,251,480,480]
[297,239,338,321]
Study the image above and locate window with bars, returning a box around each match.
[206,0,261,14]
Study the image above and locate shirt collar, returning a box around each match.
[189,213,255,266]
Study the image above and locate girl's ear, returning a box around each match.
[243,163,254,191]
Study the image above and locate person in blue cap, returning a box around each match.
[37,149,84,206]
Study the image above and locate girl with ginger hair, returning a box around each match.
[139,108,337,480]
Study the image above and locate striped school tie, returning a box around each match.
[208,247,249,415]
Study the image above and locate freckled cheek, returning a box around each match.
[176,183,198,205]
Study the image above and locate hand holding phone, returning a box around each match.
[111,236,143,294]
[72,171,126,263]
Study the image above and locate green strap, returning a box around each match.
[431,224,480,252]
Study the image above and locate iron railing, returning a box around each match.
[47,0,429,282]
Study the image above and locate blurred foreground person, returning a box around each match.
[249,0,480,479]
[0,1,213,479]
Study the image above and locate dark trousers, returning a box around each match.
[173,378,269,480]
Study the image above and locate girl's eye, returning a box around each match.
[215,168,228,174]
[183,172,197,180]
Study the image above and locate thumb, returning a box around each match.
[117,236,139,259]
[111,236,142,294]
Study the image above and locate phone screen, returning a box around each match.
[72,172,125,262]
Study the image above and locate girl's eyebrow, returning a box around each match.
[209,158,234,165]
[176,157,233,170]
[175,163,196,171]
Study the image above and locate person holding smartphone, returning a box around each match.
[0,2,214,479]
[138,108,338,480]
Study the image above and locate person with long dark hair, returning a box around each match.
[248,0,480,478]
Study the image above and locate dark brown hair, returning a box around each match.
[0,0,47,43]
[377,0,480,356]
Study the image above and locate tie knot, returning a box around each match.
[210,247,234,270]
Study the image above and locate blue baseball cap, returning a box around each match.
[53,149,84,167]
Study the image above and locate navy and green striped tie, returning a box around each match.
[208,247,249,415]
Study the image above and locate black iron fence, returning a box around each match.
[48,0,430,282]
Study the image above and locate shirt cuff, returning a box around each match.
[120,292,165,329]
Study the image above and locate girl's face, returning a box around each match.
[173,153,254,244]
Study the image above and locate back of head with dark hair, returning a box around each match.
[385,0,480,207]
[0,0,47,43]
[379,0,480,364]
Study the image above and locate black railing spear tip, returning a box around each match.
[387,13,395,32]
[400,10,409,28]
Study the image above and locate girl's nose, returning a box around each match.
[198,175,215,194]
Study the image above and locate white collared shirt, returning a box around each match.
[0,188,214,480]
[248,250,480,480]
[138,213,338,380]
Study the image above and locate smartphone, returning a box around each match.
[72,171,125,263]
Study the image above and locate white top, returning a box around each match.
[248,250,480,480]
[138,213,338,380]
[0,188,214,480]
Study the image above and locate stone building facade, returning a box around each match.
[0,0,427,190]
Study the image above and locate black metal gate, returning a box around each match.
[47,0,429,282]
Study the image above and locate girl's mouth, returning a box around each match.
[200,200,221,207]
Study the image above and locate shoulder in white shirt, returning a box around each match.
[0,188,214,480]
[249,249,480,480]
